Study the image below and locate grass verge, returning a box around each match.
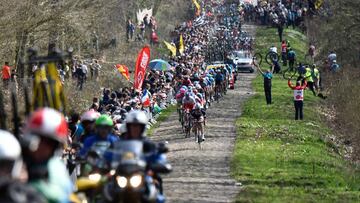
[147,104,177,136]
[232,27,360,202]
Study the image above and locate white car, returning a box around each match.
[229,51,254,73]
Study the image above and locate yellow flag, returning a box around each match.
[163,41,177,57]
[179,35,185,54]
[192,0,201,16]
[315,0,324,10]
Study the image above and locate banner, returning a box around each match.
[179,35,185,55]
[164,41,177,57]
[115,64,130,80]
[141,89,151,107]
[134,46,151,90]
[136,8,153,25]
[192,0,201,16]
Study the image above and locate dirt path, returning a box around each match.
[151,24,257,203]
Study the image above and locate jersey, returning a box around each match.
[182,96,196,110]
[215,73,224,83]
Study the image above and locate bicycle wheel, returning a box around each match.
[253,53,263,65]
[198,133,202,150]
[265,51,279,65]
[282,68,297,80]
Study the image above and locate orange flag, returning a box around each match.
[115,64,130,81]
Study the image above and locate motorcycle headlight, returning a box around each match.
[129,175,142,188]
[88,173,101,182]
[110,169,116,176]
[116,176,127,188]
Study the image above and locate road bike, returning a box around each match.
[265,51,279,65]
[192,118,205,150]
[183,110,192,138]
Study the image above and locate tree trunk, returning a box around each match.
[14,30,28,79]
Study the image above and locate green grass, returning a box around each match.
[232,28,360,202]
[147,105,176,136]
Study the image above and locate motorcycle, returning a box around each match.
[74,141,113,202]
[103,140,171,203]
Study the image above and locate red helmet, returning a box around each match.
[24,108,68,144]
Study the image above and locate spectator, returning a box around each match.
[92,59,101,81]
[306,43,316,62]
[281,40,288,66]
[143,14,149,27]
[150,29,159,45]
[2,62,11,87]
[137,23,146,41]
[255,62,274,105]
[126,19,135,41]
[288,79,307,120]
[330,60,340,73]
[287,48,296,71]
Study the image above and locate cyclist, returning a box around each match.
[182,92,196,111]
[214,69,224,97]
[0,130,46,203]
[175,87,187,122]
[190,103,206,142]
[182,75,193,87]
[80,114,119,158]
[74,110,101,143]
[22,108,73,203]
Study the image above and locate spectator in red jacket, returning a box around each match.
[288,79,307,120]
[2,62,11,87]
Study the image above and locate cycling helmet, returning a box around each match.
[197,93,203,99]
[179,88,186,94]
[0,130,22,178]
[125,110,148,125]
[24,108,68,144]
[95,115,114,127]
[119,124,127,135]
[81,110,100,122]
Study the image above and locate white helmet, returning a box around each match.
[125,110,148,125]
[81,110,101,122]
[119,124,127,135]
[0,130,22,178]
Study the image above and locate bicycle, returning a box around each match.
[183,110,192,138]
[282,63,310,80]
[192,118,205,150]
[265,51,279,65]
[214,84,222,103]
[177,105,184,131]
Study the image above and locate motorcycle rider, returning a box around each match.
[73,110,101,143]
[121,110,171,198]
[79,114,119,158]
[0,130,46,203]
[22,108,73,203]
